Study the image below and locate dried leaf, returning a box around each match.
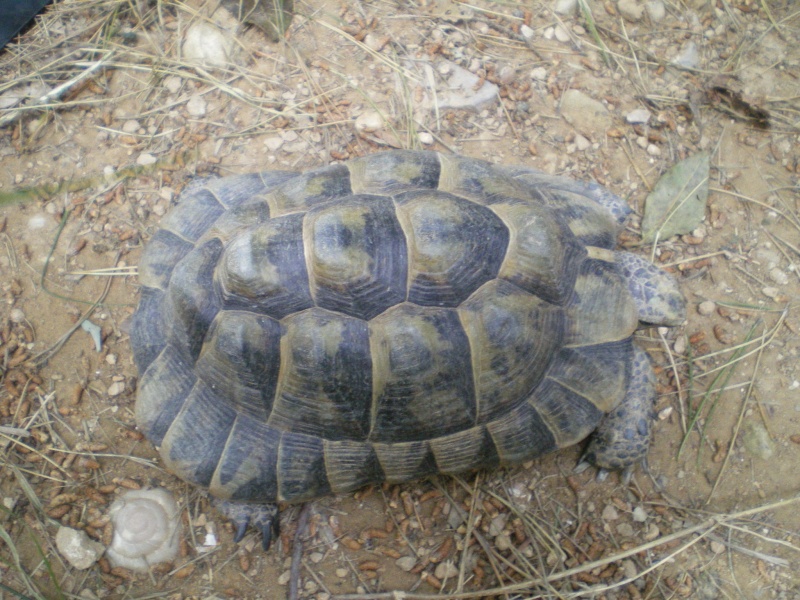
[642,153,709,243]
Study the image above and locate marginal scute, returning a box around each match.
[135,344,196,444]
[264,163,352,217]
[137,229,194,291]
[492,201,585,305]
[210,415,280,501]
[543,341,632,415]
[457,279,564,423]
[348,150,441,195]
[437,154,535,204]
[369,304,476,442]
[269,308,372,440]
[394,191,509,306]
[195,311,282,421]
[278,432,331,502]
[323,439,384,494]
[486,401,557,463]
[161,381,237,488]
[304,195,407,320]
[130,287,168,373]
[164,238,224,361]
[373,440,437,483]
[429,426,500,474]
[565,256,639,347]
[216,212,313,318]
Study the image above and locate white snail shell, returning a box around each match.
[106,488,181,572]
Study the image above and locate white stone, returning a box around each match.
[632,506,648,522]
[646,0,666,21]
[626,108,651,124]
[434,561,458,580]
[163,75,182,94]
[355,110,384,135]
[554,25,570,43]
[56,527,105,570]
[647,144,661,156]
[554,0,578,15]
[186,94,207,118]
[136,153,157,166]
[107,381,125,397]
[264,136,284,152]
[618,0,645,22]
[574,134,591,151]
[520,24,535,40]
[418,132,434,145]
[396,556,417,571]
[601,505,619,521]
[769,268,789,285]
[697,300,716,316]
[182,22,234,67]
[531,67,548,81]
[9,308,25,323]
[121,119,140,134]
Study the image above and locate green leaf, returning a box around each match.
[642,152,709,243]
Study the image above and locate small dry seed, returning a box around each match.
[173,564,195,579]
[341,535,362,551]
[359,560,380,571]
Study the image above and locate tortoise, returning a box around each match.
[130,150,685,550]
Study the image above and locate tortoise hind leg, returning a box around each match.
[575,346,656,483]
[215,500,279,551]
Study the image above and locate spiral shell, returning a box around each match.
[106,488,180,572]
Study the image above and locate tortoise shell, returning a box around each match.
[131,151,684,506]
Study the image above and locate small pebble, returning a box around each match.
[136,152,157,166]
[354,110,384,135]
[335,567,348,578]
[616,523,635,538]
[554,25,570,43]
[278,570,291,586]
[310,552,324,563]
[396,556,417,572]
[769,268,788,285]
[494,533,513,551]
[531,67,548,81]
[264,136,284,152]
[710,541,725,554]
[632,506,648,522]
[520,24,535,40]
[601,505,619,521]
[434,561,458,580]
[163,75,182,94]
[646,0,666,21]
[647,144,661,156]
[107,381,125,397]
[418,132,434,145]
[626,108,651,124]
[673,336,686,355]
[762,286,779,299]
[121,119,140,134]
[9,308,25,323]
[554,0,578,15]
[574,134,591,151]
[697,300,715,316]
[56,527,105,570]
[618,0,644,21]
[186,95,207,118]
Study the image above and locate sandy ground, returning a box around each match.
[0,0,799,598]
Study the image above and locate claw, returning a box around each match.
[214,500,279,551]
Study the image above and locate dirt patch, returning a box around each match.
[1,0,798,599]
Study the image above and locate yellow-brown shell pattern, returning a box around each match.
[131,151,648,504]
